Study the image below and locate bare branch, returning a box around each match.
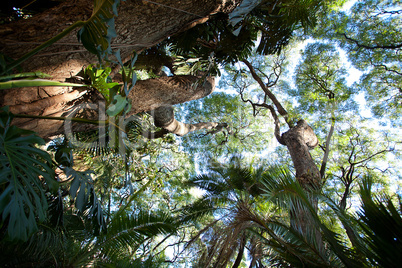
[237,85,285,145]
[242,59,290,125]
[370,60,402,76]
[341,33,402,50]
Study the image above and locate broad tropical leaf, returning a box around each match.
[0,108,57,241]
[77,0,122,56]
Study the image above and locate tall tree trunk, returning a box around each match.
[280,119,323,252]
[0,0,240,79]
[0,0,240,138]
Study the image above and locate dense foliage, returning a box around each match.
[0,0,400,267]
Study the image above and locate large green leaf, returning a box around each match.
[106,94,129,116]
[0,108,57,241]
[77,0,122,56]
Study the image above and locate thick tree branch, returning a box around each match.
[341,33,402,50]
[152,105,228,137]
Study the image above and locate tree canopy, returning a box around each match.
[0,0,401,267]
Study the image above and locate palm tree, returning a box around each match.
[354,178,402,267]
[179,158,306,267]
[178,157,266,267]
[180,158,402,267]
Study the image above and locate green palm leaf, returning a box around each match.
[0,79,86,90]
[358,178,402,267]
[65,167,106,234]
[0,108,57,241]
[95,211,177,262]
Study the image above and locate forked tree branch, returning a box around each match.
[242,59,290,126]
[238,85,285,145]
[341,33,402,50]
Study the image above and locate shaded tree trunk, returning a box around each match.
[0,0,239,79]
[0,0,240,139]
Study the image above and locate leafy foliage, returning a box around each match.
[312,0,402,122]
[357,179,402,267]
[66,167,106,234]
[0,108,57,241]
[182,160,402,267]
[165,0,327,76]
[1,0,400,266]
[251,0,322,55]
[97,210,177,264]
[293,42,356,117]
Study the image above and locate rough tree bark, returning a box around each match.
[280,119,321,189]
[0,0,241,139]
[242,59,322,189]
[243,58,324,251]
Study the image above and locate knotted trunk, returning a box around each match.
[280,119,323,250]
[281,119,321,190]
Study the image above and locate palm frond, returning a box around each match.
[69,118,143,156]
[259,165,363,267]
[65,167,106,234]
[97,210,177,261]
[358,178,402,267]
[179,196,225,225]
